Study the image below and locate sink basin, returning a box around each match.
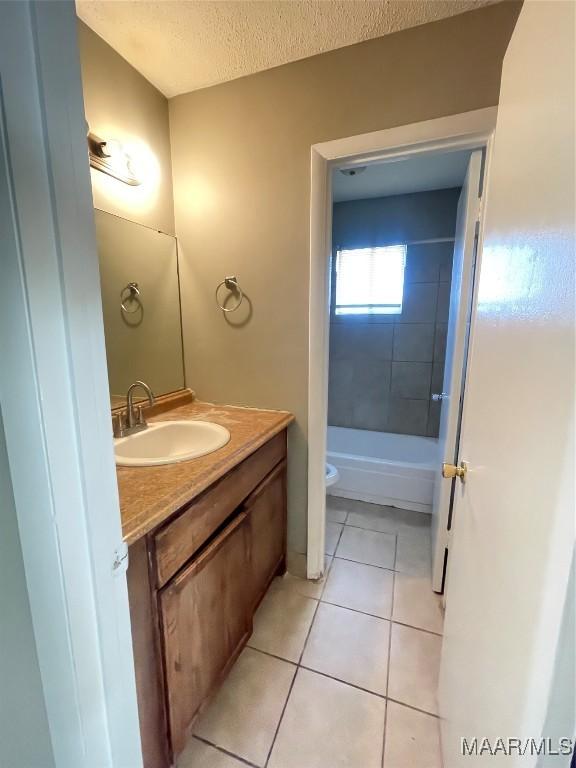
[114,420,230,467]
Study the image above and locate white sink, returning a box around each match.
[114,420,230,467]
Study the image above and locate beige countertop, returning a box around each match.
[117,396,293,545]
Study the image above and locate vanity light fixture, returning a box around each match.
[87,130,141,186]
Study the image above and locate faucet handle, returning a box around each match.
[112,412,125,438]
[136,405,147,428]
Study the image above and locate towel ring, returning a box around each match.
[121,282,140,313]
[215,275,244,313]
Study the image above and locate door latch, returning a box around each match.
[442,461,468,483]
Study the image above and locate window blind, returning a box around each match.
[334,244,407,315]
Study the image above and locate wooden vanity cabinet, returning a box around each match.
[160,512,251,755]
[127,429,288,768]
[245,461,287,611]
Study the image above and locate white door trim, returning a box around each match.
[307,107,497,579]
[0,3,142,766]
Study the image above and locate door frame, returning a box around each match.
[307,107,497,579]
[0,3,142,766]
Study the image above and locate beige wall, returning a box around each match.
[78,21,175,234]
[169,2,520,554]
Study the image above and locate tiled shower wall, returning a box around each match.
[328,188,460,438]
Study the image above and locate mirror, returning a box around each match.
[94,210,185,408]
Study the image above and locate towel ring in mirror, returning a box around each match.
[121,282,141,313]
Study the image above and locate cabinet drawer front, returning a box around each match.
[160,512,251,756]
[154,431,286,587]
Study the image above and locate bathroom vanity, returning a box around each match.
[93,210,293,765]
[117,393,292,767]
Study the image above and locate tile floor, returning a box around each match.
[179,496,444,768]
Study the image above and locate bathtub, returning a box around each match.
[326,426,439,513]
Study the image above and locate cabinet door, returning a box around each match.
[246,460,287,610]
[159,512,250,757]
[127,538,170,768]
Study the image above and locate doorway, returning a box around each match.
[325,147,484,596]
[307,108,496,582]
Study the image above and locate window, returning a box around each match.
[334,244,407,315]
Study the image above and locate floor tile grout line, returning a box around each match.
[317,597,443,638]
[386,696,440,720]
[343,521,432,541]
[191,735,261,768]
[248,644,386,701]
[326,517,348,559]
[319,597,390,622]
[292,662,440,720]
[298,597,322,666]
[281,558,438,635]
[380,699,388,768]
[325,540,396,571]
[255,554,440,768]
[219,644,443,721]
[298,663,388,699]
[333,554,400,573]
[390,618,443,638]
[297,517,439,622]
[263,597,322,768]
[245,645,298,667]
[201,639,440,768]
[262,664,299,768]
[264,525,437,731]
[382,545,397,768]
[249,603,442,653]
[326,511,349,526]
[342,523,399,541]
[195,510,437,767]
[333,553,430,576]
[315,556,332,601]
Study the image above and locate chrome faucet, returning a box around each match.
[113,380,155,438]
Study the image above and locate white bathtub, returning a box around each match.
[326,426,439,513]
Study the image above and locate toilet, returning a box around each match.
[325,462,340,488]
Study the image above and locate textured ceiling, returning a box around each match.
[76,0,499,97]
[333,150,472,202]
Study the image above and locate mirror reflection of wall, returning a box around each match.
[94,210,185,407]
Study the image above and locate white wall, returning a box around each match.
[0,408,54,768]
[537,550,575,765]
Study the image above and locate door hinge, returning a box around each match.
[112,542,129,575]
[476,197,484,224]
[476,196,484,228]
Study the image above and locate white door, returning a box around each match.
[431,150,482,593]
[0,3,142,766]
[439,2,575,765]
